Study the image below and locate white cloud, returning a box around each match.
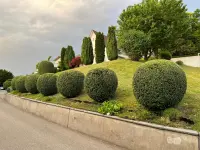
[0,0,141,75]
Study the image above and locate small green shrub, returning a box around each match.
[133,60,187,110]
[38,61,56,75]
[15,76,28,93]
[3,79,12,90]
[163,108,181,121]
[85,68,118,102]
[98,101,122,115]
[11,76,21,90]
[37,73,57,96]
[148,57,157,61]
[25,74,40,94]
[159,51,172,60]
[6,86,12,93]
[57,71,84,98]
[176,60,184,66]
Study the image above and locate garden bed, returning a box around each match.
[11,59,200,131]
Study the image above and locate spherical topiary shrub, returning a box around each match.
[3,79,12,90]
[57,71,84,98]
[6,86,12,93]
[11,76,21,90]
[176,60,184,66]
[85,68,118,102]
[38,61,56,75]
[133,60,187,110]
[15,76,28,93]
[25,74,40,94]
[159,50,172,60]
[37,73,57,96]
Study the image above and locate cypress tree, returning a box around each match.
[95,32,105,63]
[60,47,66,71]
[106,26,118,60]
[64,45,75,69]
[81,37,94,65]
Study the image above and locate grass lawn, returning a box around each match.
[11,59,200,131]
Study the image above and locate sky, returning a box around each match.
[0,0,199,75]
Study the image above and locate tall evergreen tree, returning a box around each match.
[64,45,75,69]
[60,47,67,71]
[95,32,105,63]
[106,26,118,60]
[81,37,94,65]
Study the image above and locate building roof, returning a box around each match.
[54,56,60,61]
[91,30,107,46]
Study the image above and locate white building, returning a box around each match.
[53,56,61,68]
[89,30,109,64]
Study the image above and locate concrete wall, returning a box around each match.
[0,93,199,150]
[172,56,200,67]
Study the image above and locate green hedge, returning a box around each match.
[38,61,56,75]
[57,71,84,98]
[133,60,187,110]
[95,32,105,63]
[85,68,118,102]
[6,86,12,93]
[37,73,57,96]
[25,74,40,94]
[11,76,21,90]
[176,60,184,66]
[15,76,28,93]
[3,79,12,90]
[159,51,172,60]
[106,26,118,61]
[81,37,94,65]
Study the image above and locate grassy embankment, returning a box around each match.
[11,59,200,131]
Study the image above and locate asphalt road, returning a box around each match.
[0,91,125,150]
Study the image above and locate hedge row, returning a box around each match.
[10,59,187,111]
[10,68,118,102]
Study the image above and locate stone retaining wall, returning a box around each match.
[0,93,199,150]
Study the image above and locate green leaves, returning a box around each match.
[95,32,105,63]
[106,26,118,61]
[64,45,75,69]
[0,69,13,86]
[98,101,123,115]
[118,0,189,58]
[118,30,151,61]
[81,37,94,65]
[57,71,84,98]
[85,68,118,102]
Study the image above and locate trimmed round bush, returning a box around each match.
[38,61,56,75]
[6,86,12,93]
[57,71,84,98]
[176,60,184,66]
[11,76,21,90]
[25,74,40,94]
[159,51,172,60]
[37,73,57,96]
[3,79,12,90]
[133,60,187,110]
[85,68,118,102]
[15,76,28,93]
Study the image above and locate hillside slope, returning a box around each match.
[15,59,200,131]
